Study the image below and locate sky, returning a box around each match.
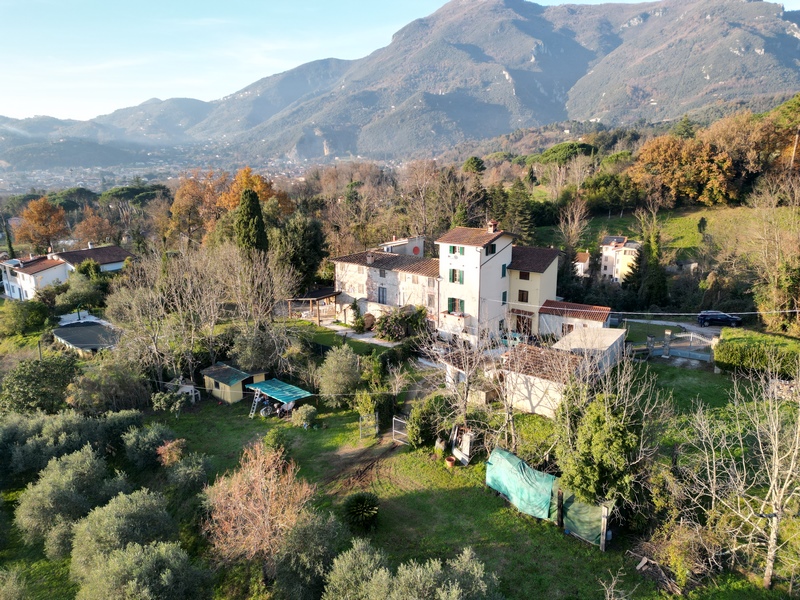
[1,0,799,121]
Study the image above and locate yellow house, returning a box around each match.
[200,363,267,404]
[505,247,559,337]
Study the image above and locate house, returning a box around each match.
[332,250,439,321]
[599,236,641,283]
[52,244,134,273]
[200,363,267,404]
[500,344,584,417]
[435,221,515,344]
[574,251,591,278]
[1,256,69,300]
[551,327,626,374]
[1,245,134,300]
[539,299,612,338]
[505,246,560,338]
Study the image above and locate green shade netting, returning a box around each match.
[486,448,555,520]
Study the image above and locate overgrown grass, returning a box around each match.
[647,359,733,412]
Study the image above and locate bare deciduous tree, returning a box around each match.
[683,359,800,588]
[204,444,316,576]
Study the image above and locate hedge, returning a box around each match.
[714,328,800,378]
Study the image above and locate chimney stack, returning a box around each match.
[88,242,94,249]
[366,252,374,265]
[487,220,499,233]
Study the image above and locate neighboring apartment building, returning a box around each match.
[505,246,559,337]
[599,236,641,283]
[574,251,591,278]
[1,245,134,300]
[434,221,515,344]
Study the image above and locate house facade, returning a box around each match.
[505,246,559,337]
[1,245,134,300]
[538,300,611,338]
[574,251,591,278]
[434,221,515,344]
[599,236,641,283]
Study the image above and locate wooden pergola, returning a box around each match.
[289,287,341,325]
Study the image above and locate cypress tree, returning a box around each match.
[235,189,269,254]
[4,221,15,259]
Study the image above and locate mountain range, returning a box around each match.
[2,0,799,170]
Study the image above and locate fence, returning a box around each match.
[392,416,409,445]
[629,330,715,363]
[360,411,379,439]
[486,448,612,550]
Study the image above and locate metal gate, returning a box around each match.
[392,416,409,445]
[359,411,379,439]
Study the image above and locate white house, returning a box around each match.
[600,236,641,283]
[552,327,626,375]
[435,221,515,344]
[538,299,612,338]
[1,245,134,301]
[1,256,68,300]
[574,251,591,278]
[500,344,584,417]
[505,246,559,337]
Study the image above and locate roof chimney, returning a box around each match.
[487,220,499,234]
[366,252,374,265]
[87,242,94,249]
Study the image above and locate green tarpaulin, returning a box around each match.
[486,448,555,520]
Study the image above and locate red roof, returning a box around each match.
[540,299,611,323]
[436,227,512,247]
[14,257,65,275]
[502,344,583,382]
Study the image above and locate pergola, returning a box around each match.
[289,287,341,325]
[245,378,314,418]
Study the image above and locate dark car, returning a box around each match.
[697,310,742,327]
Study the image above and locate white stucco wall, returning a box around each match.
[539,314,607,339]
[504,370,565,418]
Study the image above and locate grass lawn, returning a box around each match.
[647,359,733,412]
[284,319,391,356]
[620,321,686,343]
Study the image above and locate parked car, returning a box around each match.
[697,310,742,327]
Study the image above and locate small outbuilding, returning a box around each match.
[552,327,626,374]
[53,321,120,357]
[201,363,267,404]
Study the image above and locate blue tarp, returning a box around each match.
[245,379,313,404]
[486,448,555,520]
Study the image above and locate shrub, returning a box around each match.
[166,453,210,493]
[322,539,389,600]
[406,395,448,449]
[70,489,177,583]
[508,413,556,469]
[54,273,105,314]
[374,307,427,342]
[74,541,208,600]
[714,329,800,378]
[342,492,380,532]
[292,405,317,428]
[273,512,350,600]
[0,354,79,414]
[157,438,187,467]
[122,423,176,470]
[263,427,288,452]
[66,358,150,413]
[0,568,26,600]
[14,445,129,559]
[151,391,188,419]
[0,300,49,337]
[318,345,360,408]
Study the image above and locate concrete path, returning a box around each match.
[323,323,401,348]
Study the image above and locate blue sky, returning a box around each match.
[1,0,798,121]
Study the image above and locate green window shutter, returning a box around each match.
[459,299,465,313]
[448,298,455,313]
[502,291,507,305]
[449,245,456,254]
[501,264,506,278]
[459,246,465,255]
[458,270,464,284]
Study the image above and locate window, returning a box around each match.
[427,277,435,288]
[501,291,507,305]
[447,298,465,314]
[499,319,505,332]
[603,265,608,271]
[449,245,456,254]
[486,243,496,256]
[501,264,506,278]
[518,290,529,303]
[427,294,435,309]
[358,284,365,295]
[448,245,464,255]
[449,269,464,284]
[460,246,465,255]
[214,381,220,390]
[379,269,386,278]
[562,323,574,336]
[411,275,418,285]
[358,266,364,274]
[519,271,530,280]
[378,287,387,304]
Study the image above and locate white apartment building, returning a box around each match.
[600,236,641,283]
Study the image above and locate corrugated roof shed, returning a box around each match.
[200,364,252,386]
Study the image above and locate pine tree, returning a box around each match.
[234,189,269,254]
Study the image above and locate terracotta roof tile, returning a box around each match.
[507,246,560,273]
[14,257,65,275]
[331,250,433,273]
[395,258,440,278]
[502,344,582,383]
[435,227,513,247]
[575,251,591,264]
[540,299,611,323]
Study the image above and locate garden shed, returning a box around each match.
[200,363,266,404]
